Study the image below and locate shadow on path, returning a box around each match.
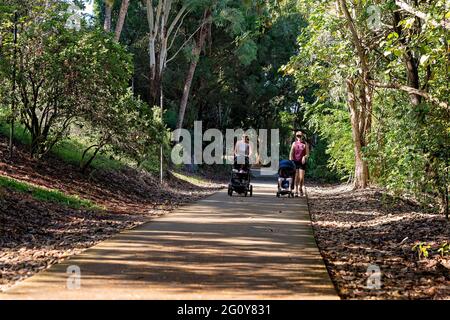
[1,178,338,300]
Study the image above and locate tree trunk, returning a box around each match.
[393,11,422,107]
[144,0,190,108]
[445,166,449,219]
[176,10,211,138]
[114,0,130,42]
[339,0,372,189]
[347,78,369,189]
[81,145,104,173]
[354,148,369,189]
[146,0,161,107]
[149,65,161,107]
[104,1,113,32]
[405,52,421,106]
[9,12,18,159]
[176,57,198,131]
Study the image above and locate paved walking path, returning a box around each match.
[1,175,338,300]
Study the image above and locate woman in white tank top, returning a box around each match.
[234,135,251,172]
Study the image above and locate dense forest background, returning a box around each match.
[0,0,448,215]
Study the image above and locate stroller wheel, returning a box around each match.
[228,187,233,196]
[244,191,248,197]
[249,185,253,197]
[276,192,280,198]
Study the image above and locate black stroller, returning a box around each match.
[228,156,253,197]
[276,160,296,198]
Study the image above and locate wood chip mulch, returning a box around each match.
[307,183,449,300]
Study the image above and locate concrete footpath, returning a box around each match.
[1,177,338,300]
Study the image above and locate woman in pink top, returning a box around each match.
[289,131,309,197]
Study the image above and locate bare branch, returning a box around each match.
[337,0,369,73]
[167,9,190,52]
[368,80,449,111]
[167,5,188,38]
[166,20,208,65]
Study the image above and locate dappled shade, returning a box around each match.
[1,182,338,299]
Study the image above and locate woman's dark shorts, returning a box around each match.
[294,160,307,171]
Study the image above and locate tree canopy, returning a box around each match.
[1,0,448,213]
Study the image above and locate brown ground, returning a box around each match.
[0,136,222,291]
[307,183,450,300]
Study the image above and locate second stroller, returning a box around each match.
[276,160,296,198]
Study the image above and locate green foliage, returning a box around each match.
[366,93,449,209]
[306,102,354,179]
[306,136,340,183]
[0,0,133,157]
[2,0,447,207]
[437,242,449,257]
[80,90,167,171]
[235,37,257,66]
[0,175,99,209]
[287,0,449,209]
[0,115,31,145]
[412,241,450,259]
[1,109,159,173]
[1,0,167,173]
[0,120,123,170]
[285,0,359,181]
[53,137,125,171]
[412,242,431,260]
[217,7,246,35]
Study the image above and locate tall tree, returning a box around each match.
[176,8,211,133]
[144,0,192,106]
[114,0,130,41]
[289,0,449,209]
[104,0,114,32]
[337,0,372,188]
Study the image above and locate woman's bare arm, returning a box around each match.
[302,143,310,164]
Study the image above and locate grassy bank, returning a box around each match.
[0,121,163,173]
[0,175,99,210]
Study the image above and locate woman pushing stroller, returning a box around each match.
[228,134,253,197]
[289,131,309,197]
[234,134,252,173]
